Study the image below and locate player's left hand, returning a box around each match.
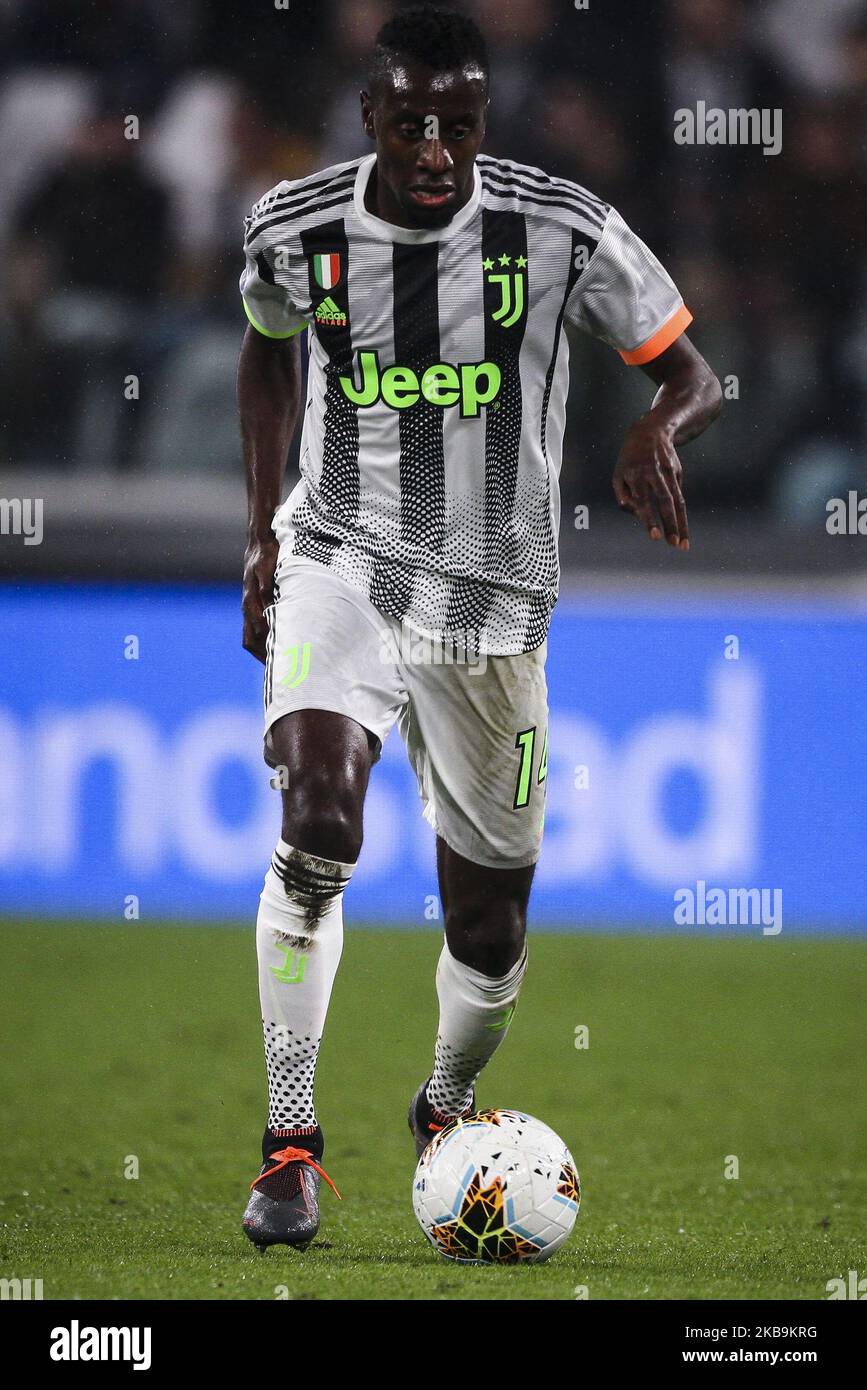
[613,422,689,550]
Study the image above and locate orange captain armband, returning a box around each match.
[619,304,693,365]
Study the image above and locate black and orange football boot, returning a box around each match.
[408,1080,476,1160]
[242,1127,341,1251]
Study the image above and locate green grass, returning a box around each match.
[0,923,864,1300]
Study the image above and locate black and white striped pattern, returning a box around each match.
[476,153,609,234]
[241,153,687,655]
[244,163,358,246]
[271,844,352,911]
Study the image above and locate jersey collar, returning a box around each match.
[353,153,482,244]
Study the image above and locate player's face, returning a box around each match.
[361,61,488,229]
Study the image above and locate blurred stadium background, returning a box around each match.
[0,0,865,931]
[0,0,865,1306]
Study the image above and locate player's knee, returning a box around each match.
[445,896,527,977]
[281,771,363,863]
[287,806,362,864]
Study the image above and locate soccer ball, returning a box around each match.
[412,1108,580,1264]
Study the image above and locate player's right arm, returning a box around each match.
[238,326,302,662]
[238,186,308,662]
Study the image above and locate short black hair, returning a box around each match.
[369,4,489,94]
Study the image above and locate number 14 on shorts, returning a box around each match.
[513,725,548,809]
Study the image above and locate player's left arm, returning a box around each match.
[613,333,722,551]
[564,205,723,551]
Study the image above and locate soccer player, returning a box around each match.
[238,5,721,1248]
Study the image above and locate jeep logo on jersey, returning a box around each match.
[312,252,341,289]
[338,350,502,419]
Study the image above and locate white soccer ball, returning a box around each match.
[412,1108,580,1264]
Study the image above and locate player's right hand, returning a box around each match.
[242,537,279,663]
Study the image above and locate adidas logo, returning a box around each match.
[315,296,346,326]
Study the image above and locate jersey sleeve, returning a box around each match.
[564,207,692,364]
[239,187,308,340]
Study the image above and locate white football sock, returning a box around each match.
[426,940,528,1117]
[256,838,355,1136]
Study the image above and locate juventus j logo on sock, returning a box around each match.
[270,945,308,984]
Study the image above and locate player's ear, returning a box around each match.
[360,90,375,140]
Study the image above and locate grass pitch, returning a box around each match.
[0,923,864,1300]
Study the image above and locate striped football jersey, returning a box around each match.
[241,152,692,656]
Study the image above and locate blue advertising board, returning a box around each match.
[1,583,864,931]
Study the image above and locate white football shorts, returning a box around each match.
[262,552,548,869]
